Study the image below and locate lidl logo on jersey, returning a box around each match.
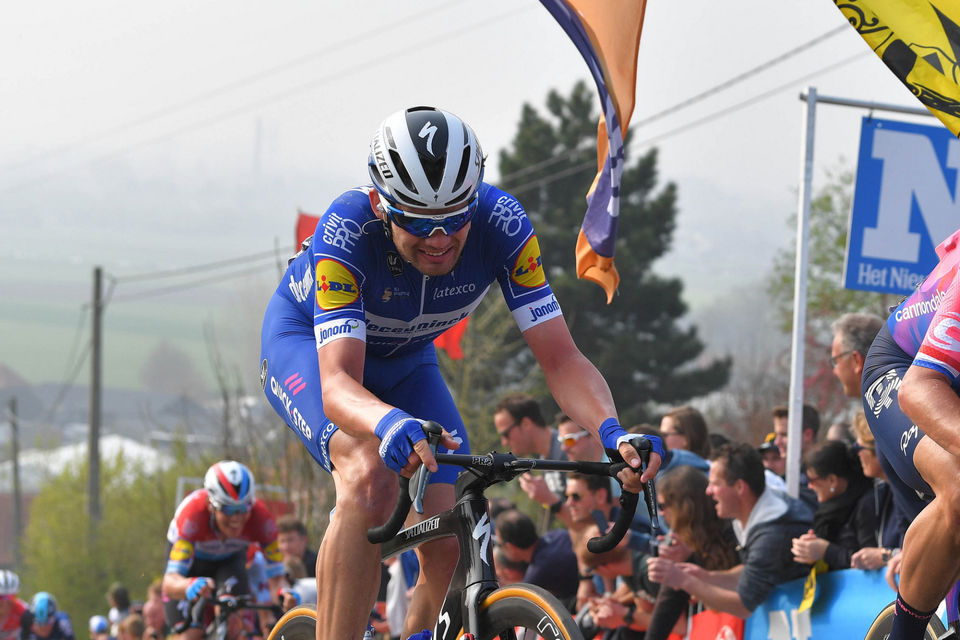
[170,539,193,562]
[511,235,546,288]
[315,259,360,310]
[845,117,960,295]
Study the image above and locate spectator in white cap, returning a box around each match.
[88,615,111,640]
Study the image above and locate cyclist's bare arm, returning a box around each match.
[900,365,960,457]
[524,316,661,485]
[316,337,456,472]
[316,337,390,438]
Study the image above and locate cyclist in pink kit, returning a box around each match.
[862,228,960,639]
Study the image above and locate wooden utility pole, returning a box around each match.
[89,266,102,524]
[10,396,23,567]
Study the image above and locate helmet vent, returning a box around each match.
[420,152,446,193]
[452,146,470,194]
[389,149,418,194]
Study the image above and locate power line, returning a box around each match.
[0,5,536,196]
[630,24,849,130]
[108,262,277,303]
[508,50,873,196]
[111,248,281,283]
[498,24,849,186]
[632,51,871,150]
[0,1,465,175]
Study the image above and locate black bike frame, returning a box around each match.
[375,450,654,639]
[380,488,492,639]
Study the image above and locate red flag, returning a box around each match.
[433,317,470,360]
[296,210,320,246]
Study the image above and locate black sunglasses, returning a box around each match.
[852,442,875,454]
[497,422,520,439]
[566,493,583,502]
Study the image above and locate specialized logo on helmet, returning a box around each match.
[511,236,546,288]
[315,259,359,310]
[371,134,393,178]
[419,121,438,156]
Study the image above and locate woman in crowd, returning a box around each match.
[590,465,739,640]
[659,406,712,460]
[791,438,874,569]
[848,411,911,570]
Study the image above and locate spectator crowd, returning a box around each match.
[1,311,909,640]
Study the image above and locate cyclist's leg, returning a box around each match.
[402,483,456,638]
[898,436,960,613]
[214,552,251,640]
[375,347,469,639]
[263,313,393,640]
[320,434,399,640]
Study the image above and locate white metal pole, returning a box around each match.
[786,87,817,498]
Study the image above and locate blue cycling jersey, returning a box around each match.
[260,182,562,477]
[277,182,561,357]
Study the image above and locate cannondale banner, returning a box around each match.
[844,116,960,295]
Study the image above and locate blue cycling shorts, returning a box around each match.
[260,295,469,484]
[862,324,933,509]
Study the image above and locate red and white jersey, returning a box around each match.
[0,598,31,640]
[165,489,283,578]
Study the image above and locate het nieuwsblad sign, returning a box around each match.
[844,116,960,295]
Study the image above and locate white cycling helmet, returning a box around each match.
[0,569,19,596]
[204,460,256,510]
[368,106,485,209]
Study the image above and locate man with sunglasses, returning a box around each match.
[260,106,661,640]
[161,461,284,640]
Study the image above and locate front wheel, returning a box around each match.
[265,605,316,640]
[473,584,583,640]
[863,601,947,640]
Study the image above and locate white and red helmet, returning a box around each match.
[204,460,256,510]
[0,569,19,596]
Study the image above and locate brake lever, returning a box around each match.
[412,422,443,514]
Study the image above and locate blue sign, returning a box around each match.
[844,117,960,295]
[744,569,895,640]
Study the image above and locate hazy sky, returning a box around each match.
[0,0,939,391]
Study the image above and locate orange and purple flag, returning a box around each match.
[539,0,647,303]
[833,0,960,136]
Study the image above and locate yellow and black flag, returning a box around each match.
[834,0,960,136]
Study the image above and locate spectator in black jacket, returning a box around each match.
[495,508,579,611]
[277,515,318,578]
[791,439,874,569]
[647,442,813,618]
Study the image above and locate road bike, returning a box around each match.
[863,580,959,639]
[268,422,659,640]
[176,591,285,640]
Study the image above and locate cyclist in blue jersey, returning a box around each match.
[25,593,73,640]
[862,228,960,640]
[260,106,662,640]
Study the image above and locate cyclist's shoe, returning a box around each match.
[407,631,432,640]
[361,624,374,640]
